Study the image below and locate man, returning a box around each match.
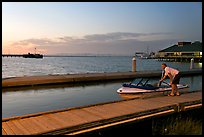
[160,63,181,96]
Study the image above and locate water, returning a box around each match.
[2,56,202,118]
[2,56,202,78]
[2,75,202,118]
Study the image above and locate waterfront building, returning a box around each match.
[156,41,202,62]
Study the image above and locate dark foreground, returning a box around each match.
[80,108,202,136]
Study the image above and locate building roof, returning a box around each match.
[159,41,202,52]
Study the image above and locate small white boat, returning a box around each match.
[117,78,189,94]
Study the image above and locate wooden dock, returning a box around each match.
[2,91,202,135]
[2,69,202,88]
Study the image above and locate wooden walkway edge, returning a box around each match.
[2,91,202,135]
[2,69,202,88]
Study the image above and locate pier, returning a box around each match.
[2,69,202,88]
[2,54,23,57]
[2,91,202,135]
[156,56,202,63]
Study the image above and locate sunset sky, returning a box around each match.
[2,2,202,55]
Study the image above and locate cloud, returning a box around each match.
[83,32,173,42]
[84,32,141,41]
[4,32,177,55]
[10,32,173,46]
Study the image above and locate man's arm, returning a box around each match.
[167,73,173,85]
[160,74,167,82]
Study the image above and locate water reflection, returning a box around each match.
[2,76,202,118]
[2,80,126,92]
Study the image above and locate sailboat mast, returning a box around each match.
[146,46,149,55]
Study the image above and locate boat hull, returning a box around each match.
[117,84,188,94]
[23,54,43,58]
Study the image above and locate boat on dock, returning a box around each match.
[117,78,189,94]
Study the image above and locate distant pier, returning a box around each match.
[2,53,43,58]
[2,54,23,57]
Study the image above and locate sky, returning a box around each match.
[2,2,202,55]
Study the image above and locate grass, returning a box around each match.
[152,109,202,135]
[159,116,202,135]
[81,109,202,136]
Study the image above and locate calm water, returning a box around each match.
[2,56,202,78]
[2,56,202,118]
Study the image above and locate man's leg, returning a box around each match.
[173,73,181,96]
[175,84,180,96]
[170,84,175,95]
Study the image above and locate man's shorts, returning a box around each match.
[172,73,181,84]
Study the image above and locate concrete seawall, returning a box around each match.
[2,69,202,88]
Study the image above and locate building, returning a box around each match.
[156,41,202,62]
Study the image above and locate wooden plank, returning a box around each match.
[135,93,201,110]
[117,99,171,115]
[145,93,201,105]
[46,111,87,129]
[12,119,38,135]
[2,122,16,135]
[180,92,202,99]
[125,99,168,110]
[94,104,124,117]
[83,105,122,119]
[29,117,51,133]
[57,111,88,124]
[96,103,130,115]
[42,114,64,129]
[81,107,108,119]
[99,103,136,116]
[116,100,148,110]
[82,107,110,119]
[70,109,103,123]
[140,98,176,107]
[17,118,42,135]
[83,103,139,121]
[46,114,68,127]
[2,128,7,135]
[30,115,58,132]
[46,113,71,127]
[6,120,27,135]
[115,101,147,112]
[25,117,48,134]
[151,97,190,105]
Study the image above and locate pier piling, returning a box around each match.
[190,58,194,69]
[132,56,136,72]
